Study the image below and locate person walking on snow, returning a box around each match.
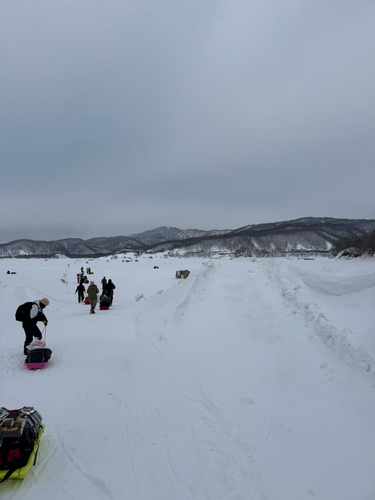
[21,298,49,354]
[75,283,86,303]
[87,281,99,314]
[105,279,116,305]
[101,276,107,294]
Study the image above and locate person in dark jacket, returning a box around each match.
[105,279,116,305]
[101,276,107,294]
[22,298,49,354]
[75,283,86,303]
[87,281,99,314]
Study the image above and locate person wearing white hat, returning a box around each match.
[21,298,49,354]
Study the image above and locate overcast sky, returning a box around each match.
[1,0,374,243]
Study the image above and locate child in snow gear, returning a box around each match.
[75,283,86,303]
[16,299,49,355]
[105,279,116,305]
[86,281,99,314]
[0,407,44,483]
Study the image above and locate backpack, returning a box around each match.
[15,302,34,322]
[0,407,43,483]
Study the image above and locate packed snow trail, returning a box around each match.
[1,256,375,500]
[134,259,375,500]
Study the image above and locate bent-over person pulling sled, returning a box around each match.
[15,298,49,355]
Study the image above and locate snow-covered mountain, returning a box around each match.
[0,227,231,258]
[158,217,375,257]
[1,218,374,258]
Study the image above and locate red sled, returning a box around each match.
[100,306,109,310]
[84,298,90,304]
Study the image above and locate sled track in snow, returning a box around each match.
[171,261,218,323]
[262,259,375,378]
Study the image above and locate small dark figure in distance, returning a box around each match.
[176,270,190,279]
[20,298,49,355]
[105,279,116,305]
[87,281,99,314]
[101,276,107,294]
[75,283,86,303]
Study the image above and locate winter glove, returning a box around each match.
[43,320,48,325]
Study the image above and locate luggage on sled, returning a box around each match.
[25,340,52,370]
[0,407,45,482]
[100,294,110,310]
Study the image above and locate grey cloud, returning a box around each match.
[1,0,374,243]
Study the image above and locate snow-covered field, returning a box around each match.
[1,254,375,500]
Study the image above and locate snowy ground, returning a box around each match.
[1,254,375,500]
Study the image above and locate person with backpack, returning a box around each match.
[86,281,99,314]
[105,279,116,305]
[16,298,49,355]
[75,282,86,303]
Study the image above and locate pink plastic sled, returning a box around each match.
[25,339,50,369]
[25,362,47,370]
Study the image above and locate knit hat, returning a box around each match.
[40,298,49,306]
[90,281,94,285]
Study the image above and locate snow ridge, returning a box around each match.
[262,258,375,377]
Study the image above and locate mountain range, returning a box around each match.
[1,217,375,258]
